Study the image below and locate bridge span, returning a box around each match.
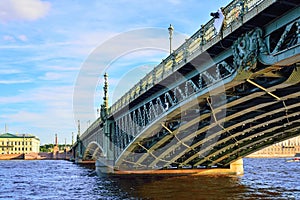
[73,0,300,175]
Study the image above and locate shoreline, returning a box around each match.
[0,152,71,160]
[246,154,295,158]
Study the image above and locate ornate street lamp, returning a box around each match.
[168,24,174,54]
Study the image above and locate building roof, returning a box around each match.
[0,133,18,138]
[0,133,40,140]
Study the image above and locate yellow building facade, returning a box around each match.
[0,133,40,154]
[250,135,300,157]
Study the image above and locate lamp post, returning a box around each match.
[168,24,174,54]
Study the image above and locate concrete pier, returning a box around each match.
[96,159,244,176]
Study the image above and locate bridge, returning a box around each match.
[72,0,300,175]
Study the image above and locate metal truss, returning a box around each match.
[114,61,236,159]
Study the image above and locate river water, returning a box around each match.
[0,158,299,199]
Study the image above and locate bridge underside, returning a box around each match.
[82,142,104,161]
[115,63,300,171]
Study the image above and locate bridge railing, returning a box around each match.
[108,0,264,116]
[80,117,103,142]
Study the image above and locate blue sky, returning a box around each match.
[0,0,231,144]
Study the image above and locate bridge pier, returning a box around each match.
[95,157,114,174]
[95,158,244,176]
[182,159,244,176]
[228,159,244,175]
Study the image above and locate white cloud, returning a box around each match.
[167,0,182,5]
[0,85,78,143]
[0,0,50,22]
[43,65,79,72]
[0,85,75,129]
[0,69,21,75]
[3,34,28,42]
[18,34,28,41]
[3,35,14,41]
[0,79,32,84]
[0,85,73,105]
[1,109,75,143]
[38,72,66,81]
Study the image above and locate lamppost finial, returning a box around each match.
[168,24,174,54]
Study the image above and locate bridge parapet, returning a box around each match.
[109,0,273,116]
[79,118,102,141]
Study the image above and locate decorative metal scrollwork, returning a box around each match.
[232,28,266,71]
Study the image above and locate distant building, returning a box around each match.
[250,136,300,157]
[0,133,40,154]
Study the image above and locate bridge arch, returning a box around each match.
[83,141,105,161]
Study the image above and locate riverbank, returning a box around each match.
[247,153,295,158]
[246,152,296,158]
[0,151,71,160]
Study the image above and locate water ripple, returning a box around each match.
[0,158,299,199]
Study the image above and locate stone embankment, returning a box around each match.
[0,151,72,160]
